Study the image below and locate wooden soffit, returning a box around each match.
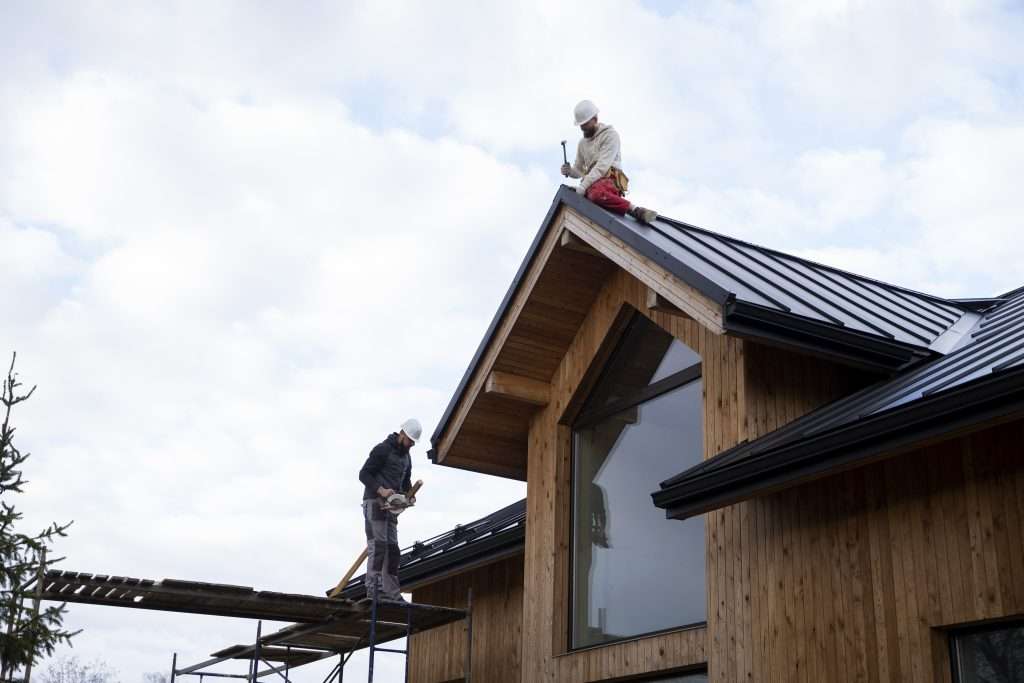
[432,203,726,479]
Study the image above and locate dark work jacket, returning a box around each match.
[359,433,412,500]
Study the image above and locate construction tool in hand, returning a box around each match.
[327,480,424,599]
[561,140,568,165]
[383,478,422,516]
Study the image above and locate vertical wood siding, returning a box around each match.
[433,241,1024,682]
[706,341,1024,682]
[707,342,877,682]
[523,268,724,681]
[408,556,524,683]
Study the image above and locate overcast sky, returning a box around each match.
[3,1,1023,680]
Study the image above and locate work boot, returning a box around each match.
[629,205,658,225]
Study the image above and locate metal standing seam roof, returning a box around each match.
[647,213,967,349]
[335,498,526,599]
[654,288,1024,516]
[430,186,972,456]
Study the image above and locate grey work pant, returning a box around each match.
[363,499,401,600]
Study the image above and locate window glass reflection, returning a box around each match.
[572,379,705,647]
[953,623,1024,683]
[580,316,700,414]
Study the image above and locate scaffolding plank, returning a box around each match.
[38,569,468,677]
[36,571,367,623]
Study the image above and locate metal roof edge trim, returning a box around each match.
[556,189,733,306]
[429,188,571,456]
[725,301,932,371]
[428,185,964,460]
[429,186,732,459]
[998,284,1024,300]
[651,366,1024,518]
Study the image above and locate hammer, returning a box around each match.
[560,140,568,165]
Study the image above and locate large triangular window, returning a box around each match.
[571,313,706,649]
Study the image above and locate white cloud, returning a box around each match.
[1,1,1023,679]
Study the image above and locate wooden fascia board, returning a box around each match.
[435,204,725,469]
[433,207,570,465]
[561,209,726,335]
[485,371,550,406]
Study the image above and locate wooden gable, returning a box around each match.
[432,206,729,480]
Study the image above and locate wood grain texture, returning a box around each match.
[709,393,1024,681]
[430,205,1024,682]
[408,555,523,683]
[523,268,721,682]
[437,206,724,478]
[436,206,616,474]
[485,371,550,406]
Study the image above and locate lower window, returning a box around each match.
[951,621,1024,683]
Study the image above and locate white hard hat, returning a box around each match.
[574,100,599,126]
[400,418,422,443]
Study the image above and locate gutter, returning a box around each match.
[724,301,932,372]
[652,366,1024,519]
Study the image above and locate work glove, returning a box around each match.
[560,163,572,177]
[575,184,586,195]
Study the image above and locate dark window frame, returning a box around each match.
[601,665,709,682]
[948,618,1024,683]
[568,312,705,651]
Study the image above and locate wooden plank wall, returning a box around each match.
[523,268,727,682]
[707,341,1024,682]
[519,264,884,681]
[439,223,1023,682]
[705,341,877,681]
[408,555,524,683]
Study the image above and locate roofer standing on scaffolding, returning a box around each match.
[561,99,658,224]
[359,418,421,602]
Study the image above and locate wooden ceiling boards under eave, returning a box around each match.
[438,215,616,477]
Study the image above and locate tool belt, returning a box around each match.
[606,167,629,195]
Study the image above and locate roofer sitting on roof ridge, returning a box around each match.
[561,100,658,225]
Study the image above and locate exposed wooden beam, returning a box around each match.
[434,207,570,464]
[485,371,550,406]
[562,209,725,334]
[559,229,603,258]
[646,287,692,319]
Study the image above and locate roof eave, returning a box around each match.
[652,366,1024,519]
[429,189,571,455]
[724,300,932,372]
[429,186,733,458]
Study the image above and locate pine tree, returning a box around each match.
[0,353,77,681]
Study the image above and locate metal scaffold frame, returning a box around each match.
[169,589,474,683]
[34,571,473,683]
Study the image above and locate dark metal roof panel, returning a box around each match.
[648,216,966,348]
[431,187,972,455]
[337,498,526,598]
[657,289,1024,502]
